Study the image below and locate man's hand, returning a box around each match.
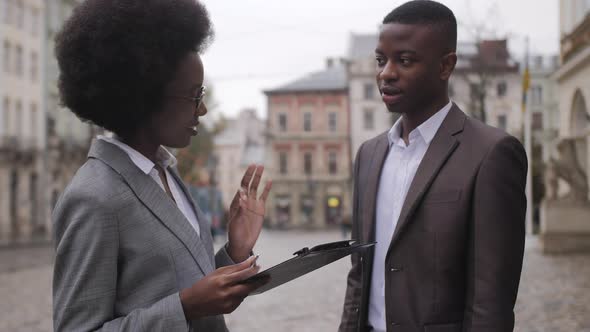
[227,164,272,262]
[180,255,266,319]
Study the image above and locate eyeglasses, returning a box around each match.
[167,86,207,109]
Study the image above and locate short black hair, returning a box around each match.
[55,0,214,138]
[383,0,457,52]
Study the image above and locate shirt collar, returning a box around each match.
[98,135,177,175]
[387,100,453,147]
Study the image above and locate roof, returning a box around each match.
[265,65,347,94]
[348,33,378,59]
[455,39,519,73]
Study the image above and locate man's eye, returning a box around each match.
[400,58,412,66]
[375,57,386,66]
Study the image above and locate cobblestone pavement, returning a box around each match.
[0,231,588,332]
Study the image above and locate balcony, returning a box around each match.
[561,13,590,64]
[0,136,37,164]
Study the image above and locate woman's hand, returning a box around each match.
[226,165,272,262]
[180,256,267,319]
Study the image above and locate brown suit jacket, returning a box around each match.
[339,104,527,332]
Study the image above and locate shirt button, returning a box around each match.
[390,267,403,272]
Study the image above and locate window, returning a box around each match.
[531,85,543,105]
[31,7,39,36]
[497,115,507,130]
[4,0,13,24]
[303,112,312,132]
[30,51,37,81]
[15,100,22,136]
[532,112,543,130]
[30,103,37,139]
[363,108,374,130]
[364,83,375,100]
[279,152,288,174]
[328,112,337,132]
[2,98,10,135]
[303,152,312,175]
[16,0,24,28]
[328,152,338,174]
[497,81,507,97]
[469,83,480,99]
[15,44,23,76]
[3,41,11,73]
[278,113,287,132]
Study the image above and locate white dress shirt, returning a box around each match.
[98,136,201,236]
[368,101,452,331]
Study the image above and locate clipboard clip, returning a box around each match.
[292,240,357,256]
[293,247,310,256]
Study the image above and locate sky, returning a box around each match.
[199,0,559,120]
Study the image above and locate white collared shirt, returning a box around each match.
[98,135,201,236]
[368,101,452,331]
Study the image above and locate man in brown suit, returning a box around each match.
[339,1,527,332]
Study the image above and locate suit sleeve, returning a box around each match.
[52,196,189,332]
[215,244,237,268]
[463,135,527,332]
[339,143,365,332]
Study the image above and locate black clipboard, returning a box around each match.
[240,240,375,295]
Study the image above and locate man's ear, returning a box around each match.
[440,52,457,81]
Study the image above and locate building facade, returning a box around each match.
[213,109,266,212]
[1,0,48,242]
[347,33,397,160]
[540,1,590,253]
[45,0,92,218]
[265,61,352,229]
[451,40,522,136]
[529,55,560,165]
[0,0,90,243]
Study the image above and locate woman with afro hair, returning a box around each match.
[52,1,271,331]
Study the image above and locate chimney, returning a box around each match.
[326,57,334,68]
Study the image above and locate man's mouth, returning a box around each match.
[380,86,403,104]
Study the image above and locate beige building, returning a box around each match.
[213,109,266,211]
[265,61,352,229]
[1,0,48,242]
[45,0,92,214]
[529,55,560,165]
[540,1,590,253]
[0,0,90,243]
[451,40,522,137]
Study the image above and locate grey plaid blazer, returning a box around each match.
[52,139,234,331]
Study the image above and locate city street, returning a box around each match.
[0,230,589,332]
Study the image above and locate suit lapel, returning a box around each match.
[387,105,466,254]
[88,140,214,275]
[361,134,390,243]
[168,167,216,265]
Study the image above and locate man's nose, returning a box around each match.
[196,102,207,116]
[378,60,399,81]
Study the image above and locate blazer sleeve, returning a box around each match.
[339,142,365,332]
[215,244,237,268]
[52,196,189,332]
[463,135,528,331]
